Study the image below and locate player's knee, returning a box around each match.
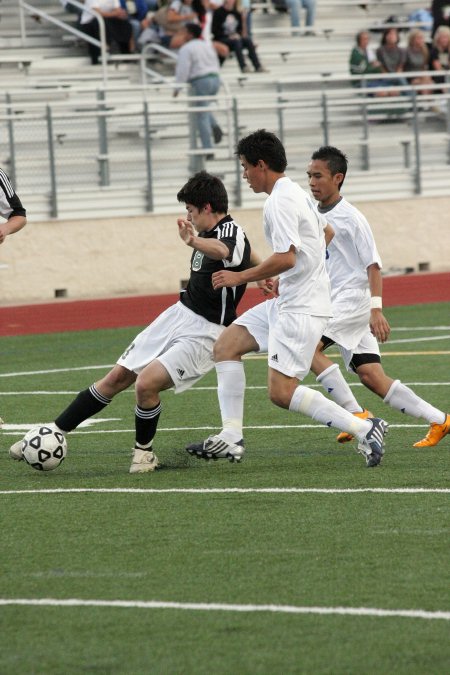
[268,388,290,409]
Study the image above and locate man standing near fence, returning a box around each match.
[0,167,27,432]
[173,23,223,165]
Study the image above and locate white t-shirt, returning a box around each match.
[80,0,120,24]
[319,197,382,302]
[263,176,331,317]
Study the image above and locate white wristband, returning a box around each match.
[370,296,383,309]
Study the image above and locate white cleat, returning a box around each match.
[129,448,159,474]
[186,435,245,463]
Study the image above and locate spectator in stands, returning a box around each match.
[120,0,149,46]
[430,24,450,90]
[59,0,82,22]
[212,0,267,72]
[376,27,407,93]
[192,0,230,59]
[80,0,134,65]
[173,23,223,153]
[431,0,450,37]
[285,0,316,36]
[349,30,389,95]
[404,29,434,95]
[139,0,198,50]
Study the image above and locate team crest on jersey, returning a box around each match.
[192,251,204,271]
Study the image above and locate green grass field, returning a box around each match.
[1,302,449,674]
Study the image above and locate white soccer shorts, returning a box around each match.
[117,301,224,393]
[235,298,328,380]
[336,330,381,373]
[325,288,372,351]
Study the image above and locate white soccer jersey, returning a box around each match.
[263,176,331,316]
[320,197,382,302]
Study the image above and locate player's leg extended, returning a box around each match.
[186,323,258,462]
[9,365,135,461]
[357,362,450,448]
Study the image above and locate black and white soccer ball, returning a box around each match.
[22,426,67,471]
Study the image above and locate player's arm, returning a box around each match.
[177,218,230,260]
[0,214,27,244]
[367,262,390,343]
[323,223,334,246]
[249,247,276,296]
[212,247,296,290]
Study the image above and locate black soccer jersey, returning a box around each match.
[180,215,251,326]
[0,169,26,220]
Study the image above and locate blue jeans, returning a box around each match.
[285,0,316,27]
[189,75,220,149]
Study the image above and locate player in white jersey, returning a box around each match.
[187,130,389,467]
[307,145,449,449]
[9,171,258,473]
[0,167,27,432]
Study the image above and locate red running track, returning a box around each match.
[1,272,449,337]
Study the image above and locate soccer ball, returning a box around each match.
[22,426,67,471]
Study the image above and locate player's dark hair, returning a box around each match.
[311,145,348,189]
[177,171,228,213]
[236,129,287,172]
[185,22,202,39]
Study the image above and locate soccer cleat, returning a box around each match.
[186,435,245,463]
[413,414,450,447]
[357,418,389,467]
[129,448,159,474]
[337,409,373,443]
[9,439,25,461]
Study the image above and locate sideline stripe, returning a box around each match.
[0,381,449,395]
[0,598,448,620]
[1,488,449,495]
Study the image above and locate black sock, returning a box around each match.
[55,385,111,432]
[135,403,162,447]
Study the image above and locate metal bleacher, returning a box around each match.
[1,0,449,220]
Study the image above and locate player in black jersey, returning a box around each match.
[0,168,27,433]
[9,171,260,473]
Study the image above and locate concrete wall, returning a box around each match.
[1,196,450,305]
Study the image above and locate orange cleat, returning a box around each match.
[337,409,374,443]
[413,414,450,447]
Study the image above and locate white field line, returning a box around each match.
[0,598,448,620]
[1,487,449,494]
[1,381,449,395]
[0,423,435,435]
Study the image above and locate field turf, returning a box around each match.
[1,302,449,674]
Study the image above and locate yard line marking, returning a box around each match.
[0,598,448,620]
[1,422,435,434]
[0,422,435,434]
[1,381,449,396]
[384,335,450,344]
[1,488,449,495]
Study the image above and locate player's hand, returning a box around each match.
[177,218,195,246]
[256,277,277,297]
[370,310,390,343]
[212,270,242,289]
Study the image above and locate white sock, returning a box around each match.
[384,380,446,424]
[216,361,245,443]
[289,385,372,440]
[316,363,363,413]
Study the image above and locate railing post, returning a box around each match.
[411,91,422,194]
[19,1,27,46]
[143,101,153,212]
[276,82,284,145]
[46,105,58,218]
[5,93,16,186]
[321,91,329,146]
[232,98,242,208]
[361,99,369,171]
[97,90,110,186]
